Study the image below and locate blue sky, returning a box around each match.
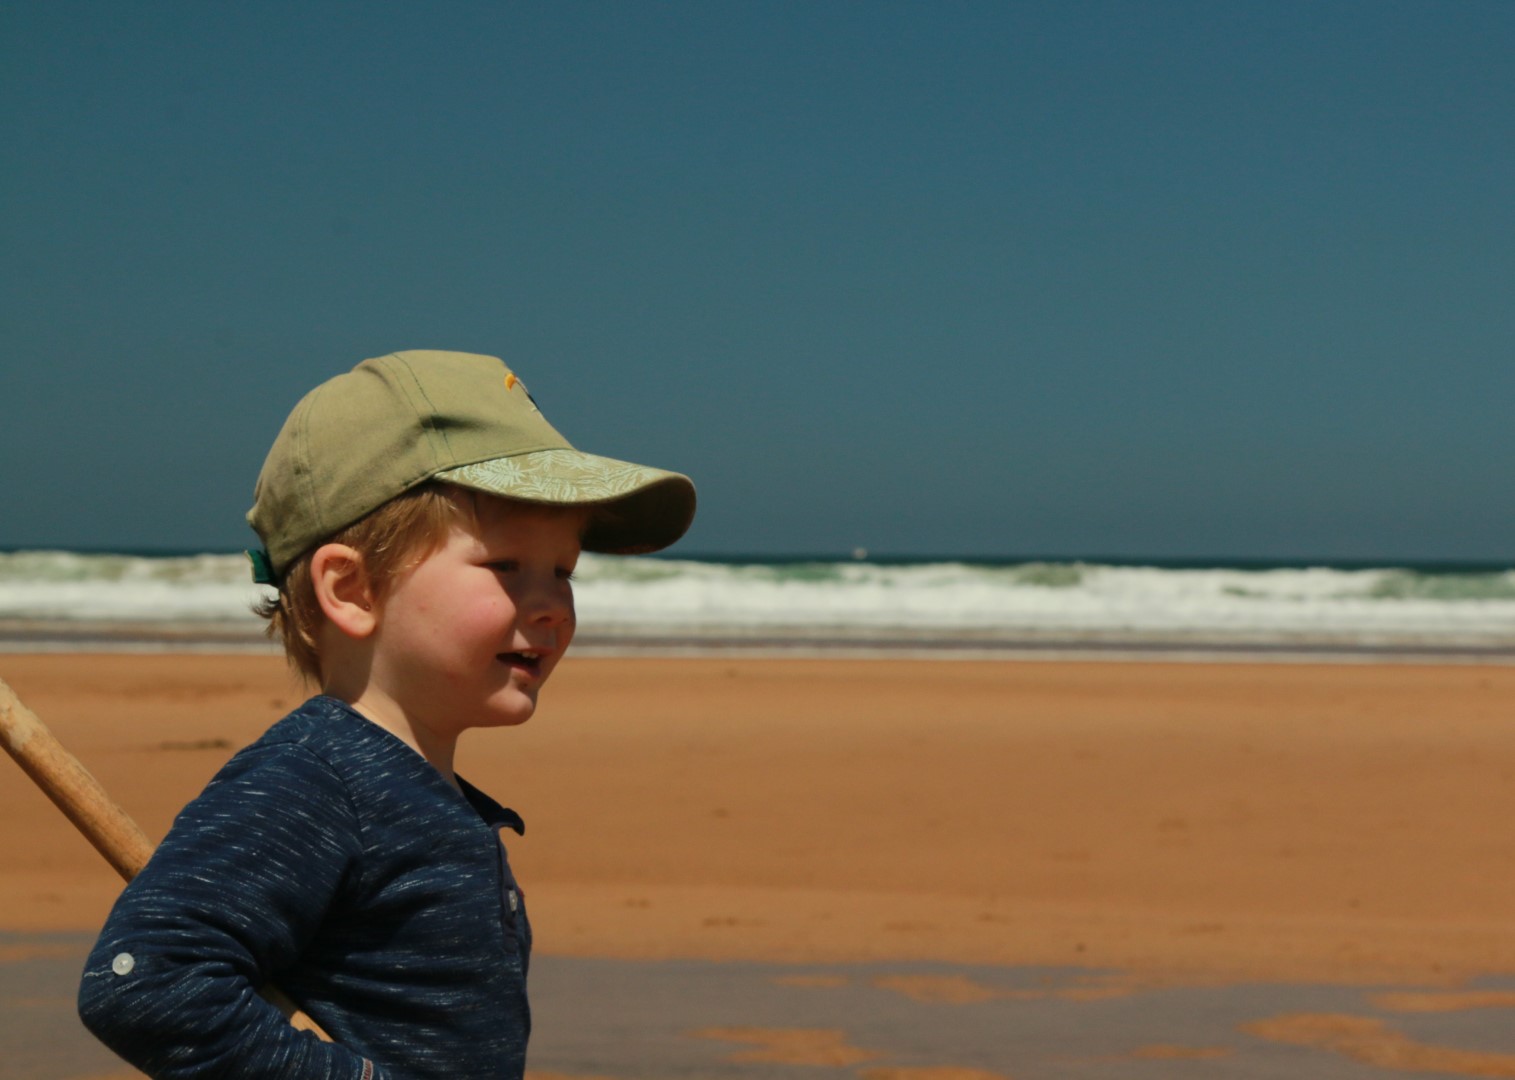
[2,1,1511,560]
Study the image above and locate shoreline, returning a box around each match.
[3,619,1512,665]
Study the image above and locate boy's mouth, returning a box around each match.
[498,650,545,675]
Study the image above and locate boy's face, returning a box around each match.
[365,496,582,736]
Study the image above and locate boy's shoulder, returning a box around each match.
[226,696,524,835]
[202,696,435,820]
[252,694,375,749]
[238,695,391,774]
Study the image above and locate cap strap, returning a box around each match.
[246,549,278,586]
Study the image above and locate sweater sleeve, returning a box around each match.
[78,741,380,1079]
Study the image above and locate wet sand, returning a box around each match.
[12,935,1515,1080]
[3,653,1515,1077]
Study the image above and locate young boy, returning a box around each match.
[77,350,696,1079]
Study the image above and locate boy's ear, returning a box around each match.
[310,543,378,639]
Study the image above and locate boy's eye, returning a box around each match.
[485,560,574,581]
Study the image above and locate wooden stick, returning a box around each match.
[0,674,329,1038]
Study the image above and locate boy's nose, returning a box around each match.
[522,579,574,626]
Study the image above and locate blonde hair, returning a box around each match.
[255,484,464,681]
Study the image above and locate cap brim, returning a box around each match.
[435,448,696,554]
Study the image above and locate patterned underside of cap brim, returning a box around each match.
[436,448,677,505]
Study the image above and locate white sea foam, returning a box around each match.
[572,558,1515,644]
[1,550,1512,652]
[0,551,270,622]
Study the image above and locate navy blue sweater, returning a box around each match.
[78,696,532,1079]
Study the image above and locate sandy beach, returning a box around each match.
[6,652,1515,982]
[5,653,1515,1077]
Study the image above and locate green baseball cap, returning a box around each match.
[247,350,696,578]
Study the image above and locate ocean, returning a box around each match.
[2,549,1512,661]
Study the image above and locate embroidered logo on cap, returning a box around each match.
[504,371,540,412]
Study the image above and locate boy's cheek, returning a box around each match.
[543,643,571,683]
